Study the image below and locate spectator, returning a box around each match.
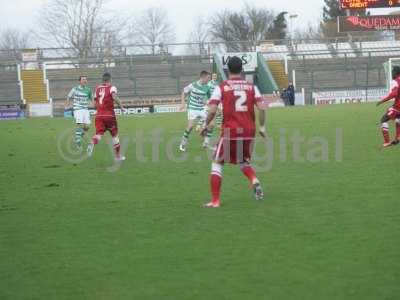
[287,82,296,106]
[280,88,289,106]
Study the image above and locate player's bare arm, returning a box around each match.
[112,92,124,110]
[377,93,395,106]
[377,95,394,106]
[66,88,74,109]
[201,104,217,137]
[378,79,399,106]
[94,92,99,109]
[180,91,187,111]
[90,94,95,108]
[256,102,267,138]
[66,96,72,109]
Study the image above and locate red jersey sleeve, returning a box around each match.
[382,80,399,103]
[94,86,99,101]
[110,86,118,95]
[209,85,222,106]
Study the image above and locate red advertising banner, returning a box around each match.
[340,0,400,9]
[338,15,400,32]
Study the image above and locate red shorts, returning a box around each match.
[214,137,254,164]
[387,107,400,120]
[95,116,118,137]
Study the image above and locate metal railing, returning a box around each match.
[1,35,398,63]
[45,57,213,100]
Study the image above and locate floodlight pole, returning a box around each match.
[289,14,299,42]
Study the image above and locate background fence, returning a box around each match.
[1,36,400,106]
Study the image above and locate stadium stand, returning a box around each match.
[294,43,332,59]
[0,67,21,105]
[257,38,400,104]
[360,40,400,55]
[263,39,400,61]
[46,57,212,105]
[336,43,356,58]
[266,60,289,90]
[47,68,105,101]
[2,38,400,109]
[287,56,387,104]
[262,45,289,60]
[0,50,20,65]
[20,70,48,103]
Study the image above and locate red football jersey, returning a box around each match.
[383,77,400,110]
[209,78,262,138]
[95,84,118,117]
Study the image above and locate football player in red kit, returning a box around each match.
[87,73,126,161]
[201,57,267,208]
[377,66,400,148]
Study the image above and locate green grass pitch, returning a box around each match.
[0,103,399,300]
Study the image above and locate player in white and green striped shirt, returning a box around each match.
[196,73,223,151]
[66,76,93,148]
[179,71,212,152]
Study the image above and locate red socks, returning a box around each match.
[208,163,259,205]
[241,164,258,185]
[91,135,121,157]
[92,134,101,145]
[114,143,121,156]
[210,174,222,203]
[382,123,390,144]
[210,163,223,203]
[396,121,400,140]
[112,136,121,157]
[210,163,259,204]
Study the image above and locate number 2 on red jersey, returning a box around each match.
[234,90,248,112]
